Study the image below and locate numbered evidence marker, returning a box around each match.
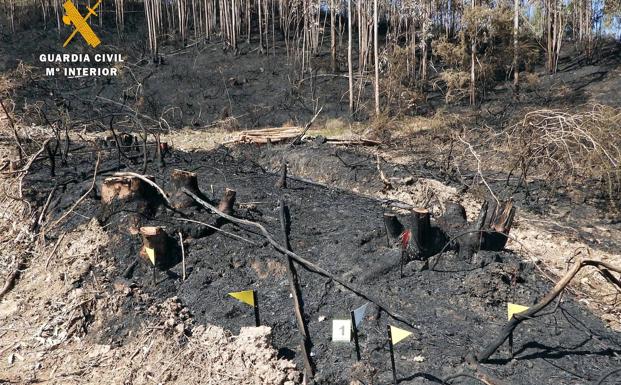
[228,290,260,326]
[332,319,352,342]
[507,303,529,358]
[387,325,413,385]
[350,303,369,361]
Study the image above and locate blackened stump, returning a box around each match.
[139,226,180,270]
[218,188,236,215]
[169,169,206,209]
[383,213,404,246]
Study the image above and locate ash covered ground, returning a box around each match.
[19,140,621,385]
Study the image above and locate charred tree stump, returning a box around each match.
[98,175,163,231]
[407,208,431,253]
[482,200,516,251]
[400,208,447,260]
[139,226,180,270]
[383,213,404,246]
[174,187,237,239]
[388,200,516,267]
[169,169,207,210]
[101,175,151,205]
[217,188,236,215]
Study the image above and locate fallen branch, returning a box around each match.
[290,105,324,146]
[473,258,621,363]
[183,188,413,326]
[0,256,26,300]
[17,138,52,199]
[172,217,258,245]
[48,152,100,230]
[0,98,24,162]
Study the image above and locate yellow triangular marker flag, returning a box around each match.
[390,326,412,345]
[228,290,255,307]
[507,303,529,320]
[145,247,155,265]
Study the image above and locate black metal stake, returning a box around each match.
[508,331,514,358]
[152,264,156,286]
[253,290,260,327]
[387,325,398,385]
[351,311,361,361]
[400,249,404,278]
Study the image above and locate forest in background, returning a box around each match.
[1,0,620,115]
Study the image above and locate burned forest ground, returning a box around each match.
[0,138,619,385]
[1,22,621,385]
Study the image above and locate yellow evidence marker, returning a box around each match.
[145,247,156,265]
[390,325,412,345]
[507,303,529,320]
[228,290,255,307]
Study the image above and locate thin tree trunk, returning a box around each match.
[348,0,354,114]
[470,0,476,106]
[513,0,519,92]
[330,0,337,72]
[373,0,380,115]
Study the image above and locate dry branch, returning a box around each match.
[279,198,314,378]
[48,152,101,230]
[0,256,26,300]
[112,171,171,207]
[473,258,621,363]
[0,98,24,162]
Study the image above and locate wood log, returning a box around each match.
[169,169,206,209]
[139,226,179,270]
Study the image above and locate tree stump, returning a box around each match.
[169,169,206,209]
[388,200,516,264]
[98,175,162,231]
[482,200,516,251]
[383,213,404,246]
[217,188,236,215]
[403,208,448,259]
[101,175,153,204]
[139,226,179,270]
